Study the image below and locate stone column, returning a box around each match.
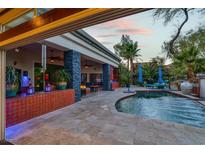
[0,50,6,143]
[102,64,111,90]
[64,50,81,102]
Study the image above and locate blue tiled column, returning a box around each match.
[102,64,111,90]
[64,50,81,102]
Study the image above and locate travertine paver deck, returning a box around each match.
[6,88,205,144]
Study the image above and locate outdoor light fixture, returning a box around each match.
[15,48,20,53]
[85,65,89,69]
[27,87,35,95]
[40,67,44,73]
[45,84,52,92]
[50,58,54,63]
[22,72,29,87]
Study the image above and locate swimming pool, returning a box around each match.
[116,91,205,128]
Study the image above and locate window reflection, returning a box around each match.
[3,8,53,31]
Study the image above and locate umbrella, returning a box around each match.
[158,65,164,84]
[138,64,143,83]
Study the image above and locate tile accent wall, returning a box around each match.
[6,89,75,127]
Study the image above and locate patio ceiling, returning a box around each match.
[0,8,151,50]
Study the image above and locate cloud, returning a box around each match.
[100,41,113,45]
[101,18,135,29]
[116,28,152,35]
[138,45,147,48]
[99,18,153,36]
[96,34,118,38]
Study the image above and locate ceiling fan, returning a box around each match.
[48,50,64,63]
[83,60,93,69]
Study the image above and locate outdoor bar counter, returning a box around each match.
[6,89,75,127]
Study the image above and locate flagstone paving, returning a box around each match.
[6,88,205,144]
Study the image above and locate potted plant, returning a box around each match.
[170,81,179,91]
[53,69,71,90]
[6,66,19,97]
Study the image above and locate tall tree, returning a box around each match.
[153,8,198,57]
[118,63,131,86]
[150,56,165,66]
[114,35,141,84]
[169,26,205,81]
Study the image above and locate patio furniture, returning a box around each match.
[145,83,156,89]
[145,83,165,89]
[81,87,91,96]
[181,81,193,95]
[90,85,99,92]
[155,83,165,89]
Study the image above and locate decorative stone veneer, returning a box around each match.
[102,64,111,90]
[6,89,75,127]
[64,50,81,101]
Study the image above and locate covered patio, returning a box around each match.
[0,8,148,143]
[4,28,120,129]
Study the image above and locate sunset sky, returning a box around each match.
[84,9,205,64]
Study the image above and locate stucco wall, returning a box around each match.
[46,33,120,67]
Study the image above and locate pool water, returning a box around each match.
[116,91,205,128]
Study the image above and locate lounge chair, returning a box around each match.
[145,83,156,89]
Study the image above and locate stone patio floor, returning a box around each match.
[6,87,205,145]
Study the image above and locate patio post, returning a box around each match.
[0,50,6,143]
[102,64,111,90]
[64,50,81,102]
[41,43,47,91]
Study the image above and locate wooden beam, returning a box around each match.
[0,8,107,46]
[0,9,6,14]
[0,8,32,25]
[0,8,88,42]
[0,8,150,50]
[0,50,6,142]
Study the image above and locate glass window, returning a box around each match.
[3,8,53,31]
[37,8,53,16]
[90,73,102,84]
[81,73,87,83]
[4,10,34,31]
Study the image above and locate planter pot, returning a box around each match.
[56,82,67,90]
[6,84,18,97]
[192,83,200,96]
[170,82,179,91]
[181,82,193,95]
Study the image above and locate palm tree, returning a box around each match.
[114,36,131,69]
[114,35,141,84]
[150,56,165,66]
[172,46,205,82]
